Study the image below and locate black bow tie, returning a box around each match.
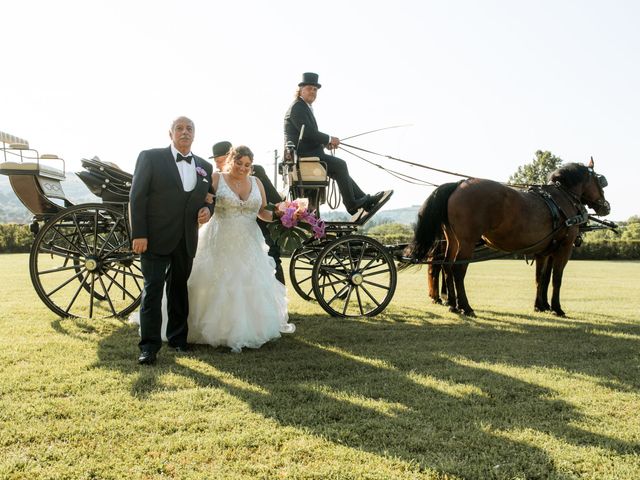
[176,153,193,164]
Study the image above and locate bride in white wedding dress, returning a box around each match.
[131,145,294,352]
[188,145,294,351]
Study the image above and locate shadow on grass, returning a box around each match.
[85,309,640,479]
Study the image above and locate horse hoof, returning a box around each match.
[432,298,443,305]
[553,310,566,317]
[535,306,550,312]
[461,309,476,317]
[448,306,458,313]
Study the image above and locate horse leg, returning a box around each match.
[534,255,552,312]
[440,268,448,304]
[550,252,571,317]
[442,254,458,313]
[427,263,442,304]
[452,260,475,316]
[442,227,477,316]
[448,238,475,317]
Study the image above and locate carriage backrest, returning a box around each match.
[1,131,66,180]
[289,157,328,183]
[280,143,329,214]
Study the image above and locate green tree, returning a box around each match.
[366,222,413,244]
[621,216,640,240]
[509,150,564,185]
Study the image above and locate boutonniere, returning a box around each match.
[195,166,207,177]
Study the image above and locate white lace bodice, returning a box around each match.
[214,175,261,221]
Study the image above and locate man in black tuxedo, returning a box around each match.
[209,141,285,284]
[130,116,214,365]
[284,72,391,216]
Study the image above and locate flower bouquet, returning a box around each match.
[266,198,326,251]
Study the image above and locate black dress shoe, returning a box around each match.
[363,191,385,211]
[138,351,157,365]
[173,344,190,353]
[347,195,372,215]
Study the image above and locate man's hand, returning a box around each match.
[329,136,340,149]
[132,238,148,254]
[198,206,211,224]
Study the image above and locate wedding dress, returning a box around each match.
[130,174,294,352]
[187,174,294,351]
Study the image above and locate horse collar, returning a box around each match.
[552,182,589,227]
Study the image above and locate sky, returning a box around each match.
[1,0,639,220]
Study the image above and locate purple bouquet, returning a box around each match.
[267,199,326,251]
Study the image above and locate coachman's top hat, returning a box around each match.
[209,141,232,159]
[298,72,321,88]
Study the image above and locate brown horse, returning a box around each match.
[406,159,610,316]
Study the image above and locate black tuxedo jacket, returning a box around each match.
[129,146,214,258]
[284,97,330,155]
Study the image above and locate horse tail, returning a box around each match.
[402,181,461,265]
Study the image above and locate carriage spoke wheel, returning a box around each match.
[311,235,397,317]
[289,242,325,301]
[29,203,142,319]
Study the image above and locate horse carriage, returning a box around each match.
[1,128,615,320]
[0,132,142,319]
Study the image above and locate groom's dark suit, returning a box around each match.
[130,146,214,354]
[284,97,366,213]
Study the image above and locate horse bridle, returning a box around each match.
[584,168,610,215]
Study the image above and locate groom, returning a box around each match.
[130,116,214,365]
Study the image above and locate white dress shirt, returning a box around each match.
[170,144,197,192]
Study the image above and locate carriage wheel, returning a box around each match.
[289,243,323,301]
[29,203,142,319]
[311,235,397,317]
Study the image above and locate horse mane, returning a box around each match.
[548,163,588,188]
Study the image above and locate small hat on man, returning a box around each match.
[210,141,232,159]
[298,72,322,88]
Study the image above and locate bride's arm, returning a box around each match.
[256,179,275,222]
[212,172,221,192]
[205,172,221,205]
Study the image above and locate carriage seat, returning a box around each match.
[0,160,65,181]
[289,156,328,184]
[0,159,69,216]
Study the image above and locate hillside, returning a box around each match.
[321,205,420,226]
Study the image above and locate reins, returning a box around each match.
[335,145,438,187]
[339,142,475,180]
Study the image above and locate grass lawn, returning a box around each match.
[1,254,639,479]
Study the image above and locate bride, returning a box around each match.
[132,145,295,352]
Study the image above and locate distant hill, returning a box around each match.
[321,205,421,227]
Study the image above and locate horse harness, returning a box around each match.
[528,183,589,254]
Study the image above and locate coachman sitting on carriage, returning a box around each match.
[284,72,393,220]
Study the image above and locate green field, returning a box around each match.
[1,254,639,479]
